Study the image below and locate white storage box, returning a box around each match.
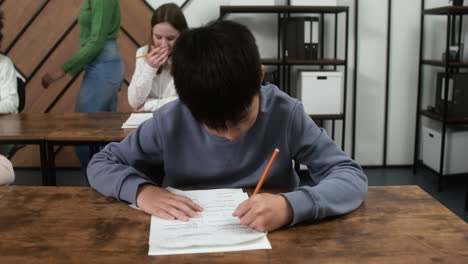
[421,123,468,175]
[298,71,343,115]
[291,0,337,6]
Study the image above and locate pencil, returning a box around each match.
[136,49,163,59]
[253,148,280,195]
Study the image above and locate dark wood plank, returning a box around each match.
[424,6,468,15]
[117,83,132,113]
[260,58,346,65]
[420,109,468,124]
[7,0,84,75]
[220,5,349,15]
[310,114,343,120]
[1,0,44,50]
[117,29,138,85]
[45,112,132,142]
[24,25,81,113]
[0,186,467,264]
[0,113,54,141]
[2,113,132,168]
[10,145,41,168]
[422,59,468,68]
[119,0,153,46]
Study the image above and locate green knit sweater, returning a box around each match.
[63,0,120,76]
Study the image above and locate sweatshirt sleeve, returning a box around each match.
[0,58,19,114]
[63,0,117,76]
[281,102,368,225]
[127,46,158,110]
[87,115,164,204]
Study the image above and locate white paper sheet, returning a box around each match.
[121,113,153,128]
[148,188,271,255]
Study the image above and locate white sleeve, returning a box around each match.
[143,91,178,112]
[128,47,158,110]
[0,155,15,185]
[0,58,19,114]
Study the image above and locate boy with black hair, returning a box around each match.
[88,20,367,232]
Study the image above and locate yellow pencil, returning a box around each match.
[253,148,280,195]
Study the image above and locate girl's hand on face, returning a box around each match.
[146,45,169,69]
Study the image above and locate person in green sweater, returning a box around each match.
[42,0,124,169]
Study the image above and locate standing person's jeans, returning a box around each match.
[75,40,124,173]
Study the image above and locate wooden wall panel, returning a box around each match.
[1,0,44,50]
[8,0,83,74]
[1,0,151,168]
[117,83,131,112]
[24,26,81,113]
[9,145,41,169]
[118,29,139,83]
[120,0,153,46]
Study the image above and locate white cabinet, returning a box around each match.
[422,123,468,174]
[298,71,343,115]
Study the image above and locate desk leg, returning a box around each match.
[39,142,49,186]
[47,143,57,186]
[84,144,100,187]
[465,182,468,211]
[89,144,99,159]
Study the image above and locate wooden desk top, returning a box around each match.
[45,112,133,142]
[0,113,54,141]
[0,186,467,263]
[0,112,133,142]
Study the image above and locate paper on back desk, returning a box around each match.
[121,113,153,128]
[148,188,271,255]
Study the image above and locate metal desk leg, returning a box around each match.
[465,182,468,211]
[47,143,57,186]
[84,144,100,187]
[39,141,49,186]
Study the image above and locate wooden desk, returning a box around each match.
[45,112,132,143]
[1,186,467,263]
[0,114,57,185]
[45,112,134,185]
[0,113,134,185]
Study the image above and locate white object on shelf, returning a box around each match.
[421,122,468,175]
[298,71,343,115]
[291,0,337,6]
[228,0,280,5]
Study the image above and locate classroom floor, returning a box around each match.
[12,167,468,222]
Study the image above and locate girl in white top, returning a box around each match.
[0,154,14,185]
[0,54,18,114]
[0,11,18,114]
[128,3,189,112]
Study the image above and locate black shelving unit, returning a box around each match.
[219,5,351,151]
[413,4,468,202]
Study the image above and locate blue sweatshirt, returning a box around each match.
[88,84,368,225]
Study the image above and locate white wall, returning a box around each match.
[355,0,388,165]
[387,0,421,165]
[145,0,445,166]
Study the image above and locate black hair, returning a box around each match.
[172,20,262,130]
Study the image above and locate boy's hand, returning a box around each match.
[136,184,203,221]
[233,193,293,232]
